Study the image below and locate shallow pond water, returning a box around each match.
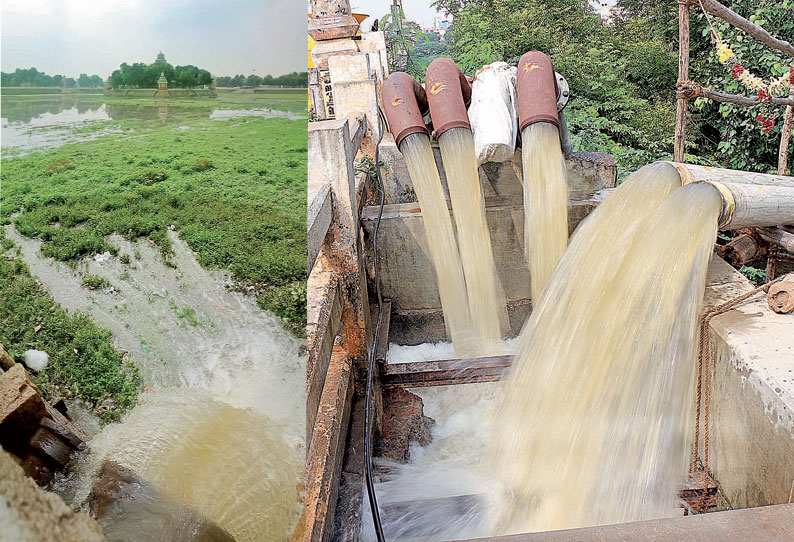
[1,96,304,152]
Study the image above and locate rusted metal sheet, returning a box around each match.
[453,503,794,542]
[383,355,514,388]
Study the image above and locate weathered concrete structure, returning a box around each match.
[363,146,617,342]
[305,26,794,542]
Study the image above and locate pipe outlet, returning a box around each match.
[517,51,560,131]
[381,72,430,148]
[425,57,473,138]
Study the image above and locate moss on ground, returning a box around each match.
[1,93,307,335]
[0,232,140,423]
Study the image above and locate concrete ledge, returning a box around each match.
[308,182,332,272]
[360,194,603,339]
[307,256,343,445]
[453,503,794,542]
[704,258,794,509]
[305,348,354,542]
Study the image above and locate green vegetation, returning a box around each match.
[1,93,307,335]
[421,0,792,175]
[1,67,103,88]
[82,274,111,290]
[215,72,308,88]
[0,232,140,423]
[109,60,212,89]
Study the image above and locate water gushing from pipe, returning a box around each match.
[489,164,720,531]
[520,122,569,303]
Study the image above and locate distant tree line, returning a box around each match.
[108,62,212,89]
[214,71,307,88]
[1,68,104,88]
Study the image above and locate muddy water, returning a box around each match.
[437,128,507,355]
[364,164,723,540]
[491,164,720,532]
[7,226,304,540]
[399,133,475,356]
[520,122,569,304]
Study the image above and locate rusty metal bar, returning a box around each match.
[382,355,513,388]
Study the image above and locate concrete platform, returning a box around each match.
[453,503,794,542]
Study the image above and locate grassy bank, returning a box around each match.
[1,94,307,335]
[1,232,140,423]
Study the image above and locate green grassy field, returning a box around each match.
[1,92,307,420]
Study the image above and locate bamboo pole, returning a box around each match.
[779,88,794,175]
[675,0,690,162]
[697,0,794,58]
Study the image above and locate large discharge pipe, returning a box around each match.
[426,58,506,353]
[666,163,794,229]
[381,72,475,355]
[516,50,570,304]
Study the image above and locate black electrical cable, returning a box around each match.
[364,101,389,542]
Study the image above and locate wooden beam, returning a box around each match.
[697,0,794,58]
[382,355,513,388]
[779,88,794,175]
[758,227,794,253]
[678,81,794,107]
[675,0,690,162]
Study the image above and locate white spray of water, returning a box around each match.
[7,226,304,540]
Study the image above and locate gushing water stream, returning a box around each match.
[7,226,303,541]
[437,127,507,354]
[520,122,569,303]
[364,163,724,540]
[400,133,475,356]
[490,163,721,531]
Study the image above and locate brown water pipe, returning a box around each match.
[425,58,473,138]
[517,51,560,131]
[381,72,430,148]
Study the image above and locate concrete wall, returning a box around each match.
[704,258,794,509]
[361,151,616,342]
[379,135,617,204]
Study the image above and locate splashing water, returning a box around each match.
[520,122,569,304]
[437,127,507,354]
[400,133,475,356]
[489,163,721,532]
[7,227,304,541]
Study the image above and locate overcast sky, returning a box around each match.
[1,0,306,78]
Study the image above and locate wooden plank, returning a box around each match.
[382,355,514,388]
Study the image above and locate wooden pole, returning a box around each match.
[699,0,794,59]
[675,1,690,162]
[678,81,794,108]
[778,88,794,175]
